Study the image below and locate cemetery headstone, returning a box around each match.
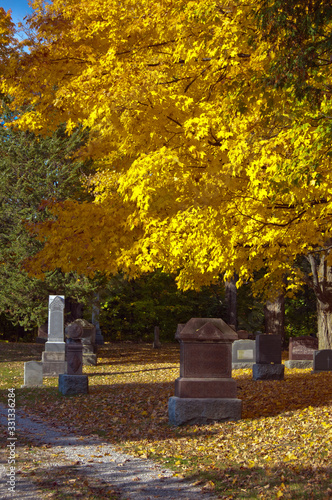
[153,326,161,349]
[59,321,89,395]
[285,336,318,369]
[92,294,104,345]
[65,322,83,375]
[42,295,67,376]
[169,318,241,425]
[232,339,256,369]
[21,361,43,387]
[252,334,284,380]
[73,318,97,365]
[175,324,186,340]
[313,349,332,372]
[237,330,249,339]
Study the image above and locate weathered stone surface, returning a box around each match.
[43,360,67,377]
[44,341,66,353]
[237,330,249,339]
[289,336,318,360]
[58,374,89,395]
[252,363,284,380]
[175,324,186,340]
[168,397,242,426]
[83,353,97,366]
[232,340,255,364]
[65,322,83,340]
[66,342,83,375]
[153,326,161,349]
[180,318,238,341]
[256,334,282,364]
[42,351,65,362]
[48,295,65,342]
[284,360,313,369]
[174,378,237,399]
[180,342,232,378]
[22,361,43,387]
[313,349,332,372]
[232,362,256,370]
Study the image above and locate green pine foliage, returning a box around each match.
[0,104,99,336]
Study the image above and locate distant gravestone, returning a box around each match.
[169,318,241,425]
[289,336,318,359]
[73,319,97,365]
[42,295,67,377]
[175,324,186,340]
[253,334,284,380]
[256,334,282,364]
[285,336,318,369]
[313,350,332,372]
[22,361,43,388]
[232,339,256,369]
[153,326,161,349]
[237,330,249,340]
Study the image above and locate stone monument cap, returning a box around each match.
[179,318,238,342]
[65,322,83,340]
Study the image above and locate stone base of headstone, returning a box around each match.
[285,360,313,369]
[44,341,66,353]
[58,374,89,395]
[175,378,237,398]
[42,351,67,376]
[83,353,97,366]
[168,396,242,426]
[232,362,255,370]
[21,361,43,387]
[252,363,284,380]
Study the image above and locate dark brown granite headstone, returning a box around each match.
[176,319,238,398]
[256,334,282,364]
[289,336,318,360]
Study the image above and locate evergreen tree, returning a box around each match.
[0,106,99,333]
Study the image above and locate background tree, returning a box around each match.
[0,106,100,337]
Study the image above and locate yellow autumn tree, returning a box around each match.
[3,0,332,347]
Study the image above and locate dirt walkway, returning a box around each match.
[0,403,217,499]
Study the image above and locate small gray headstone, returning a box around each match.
[313,349,332,372]
[22,361,43,387]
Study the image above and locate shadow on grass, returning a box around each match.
[0,343,44,363]
[182,463,332,499]
[87,366,178,377]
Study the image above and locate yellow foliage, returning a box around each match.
[3,0,332,293]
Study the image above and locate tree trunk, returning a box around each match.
[264,293,285,346]
[308,252,332,349]
[225,278,237,330]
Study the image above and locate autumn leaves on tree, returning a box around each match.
[1,0,332,347]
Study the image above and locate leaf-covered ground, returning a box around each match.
[0,342,331,499]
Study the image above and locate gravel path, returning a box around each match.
[0,403,217,499]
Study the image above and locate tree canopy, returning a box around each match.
[2,1,332,345]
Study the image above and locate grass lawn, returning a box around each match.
[0,341,331,499]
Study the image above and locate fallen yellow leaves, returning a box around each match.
[1,342,332,499]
